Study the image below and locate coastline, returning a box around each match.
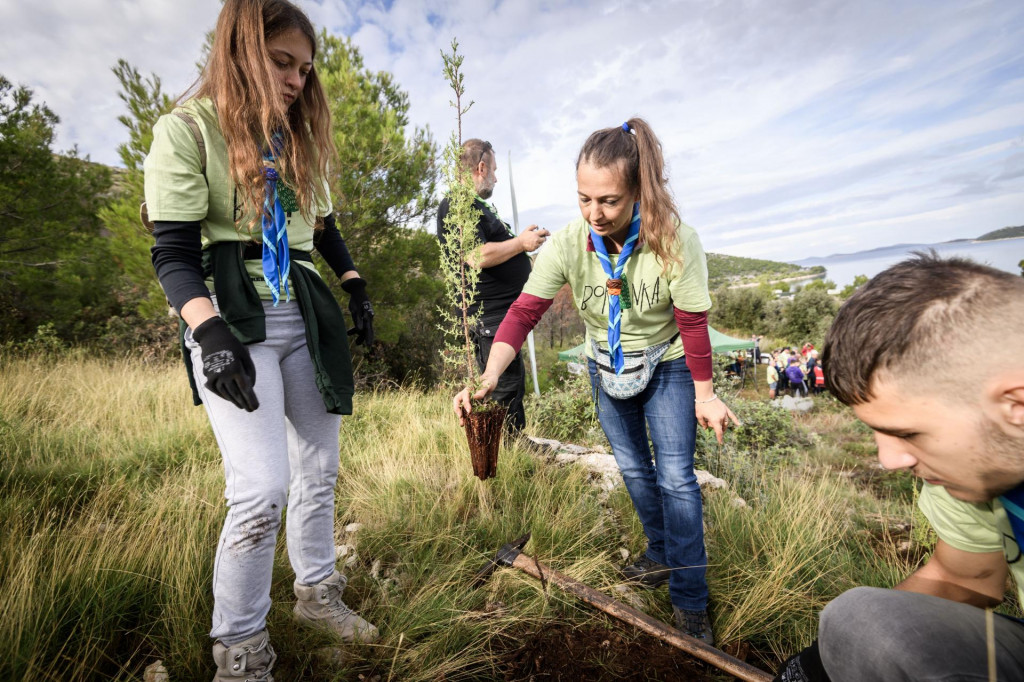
[971,235,1024,244]
[729,271,824,289]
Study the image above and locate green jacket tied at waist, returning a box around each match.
[178,241,354,415]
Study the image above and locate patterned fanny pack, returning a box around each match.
[591,334,677,400]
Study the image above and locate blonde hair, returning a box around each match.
[187,0,334,230]
[576,118,681,271]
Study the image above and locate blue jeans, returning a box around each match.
[588,356,709,611]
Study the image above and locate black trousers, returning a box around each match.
[471,314,527,437]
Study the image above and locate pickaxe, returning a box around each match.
[473,534,773,682]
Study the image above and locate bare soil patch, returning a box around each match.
[501,620,721,681]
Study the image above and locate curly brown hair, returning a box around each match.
[185,0,335,231]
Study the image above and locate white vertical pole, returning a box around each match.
[526,330,540,397]
[508,151,541,396]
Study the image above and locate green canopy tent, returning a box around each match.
[557,326,755,362]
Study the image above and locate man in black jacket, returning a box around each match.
[437,139,549,436]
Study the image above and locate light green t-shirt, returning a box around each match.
[143,98,332,300]
[523,217,712,362]
[918,482,1023,609]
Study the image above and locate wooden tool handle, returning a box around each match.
[511,554,772,682]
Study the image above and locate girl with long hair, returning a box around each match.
[145,1,377,678]
[454,118,737,644]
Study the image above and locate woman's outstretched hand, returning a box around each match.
[453,375,497,426]
[696,397,741,444]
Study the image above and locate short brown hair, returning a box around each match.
[460,139,493,171]
[823,252,1024,405]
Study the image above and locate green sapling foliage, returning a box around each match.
[437,40,485,392]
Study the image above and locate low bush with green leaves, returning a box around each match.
[525,366,605,447]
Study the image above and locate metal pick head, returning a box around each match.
[496,533,531,566]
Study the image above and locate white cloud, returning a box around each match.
[2,0,1022,261]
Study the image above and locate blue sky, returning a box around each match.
[1,0,1022,261]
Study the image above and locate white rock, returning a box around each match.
[344,552,359,567]
[773,395,815,412]
[335,544,355,558]
[143,661,169,682]
[316,646,347,667]
[344,523,363,534]
[618,548,630,562]
[370,559,381,579]
[696,469,727,490]
[730,496,749,509]
[613,584,646,610]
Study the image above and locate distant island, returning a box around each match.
[976,225,1024,241]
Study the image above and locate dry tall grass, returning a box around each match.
[0,353,920,680]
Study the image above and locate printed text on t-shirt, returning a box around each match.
[580,277,661,314]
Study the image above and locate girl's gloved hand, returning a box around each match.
[192,317,260,412]
[342,277,375,346]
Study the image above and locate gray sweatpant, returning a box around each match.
[186,300,342,645]
[819,586,1024,681]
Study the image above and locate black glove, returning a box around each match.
[192,317,260,412]
[341,277,375,346]
[773,640,831,682]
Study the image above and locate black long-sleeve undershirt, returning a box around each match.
[313,213,356,278]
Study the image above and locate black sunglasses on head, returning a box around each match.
[476,141,493,167]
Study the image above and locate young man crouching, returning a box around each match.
[775,253,1024,682]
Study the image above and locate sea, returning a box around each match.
[788,237,1024,289]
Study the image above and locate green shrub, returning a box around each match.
[526,367,605,446]
[697,397,805,501]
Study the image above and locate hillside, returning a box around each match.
[976,225,1024,241]
[706,252,825,289]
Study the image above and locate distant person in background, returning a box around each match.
[752,334,762,364]
[812,357,825,394]
[776,349,791,395]
[786,356,806,397]
[726,350,743,376]
[808,350,825,394]
[454,118,739,645]
[800,353,812,395]
[767,353,780,399]
[436,139,550,439]
[773,254,1024,682]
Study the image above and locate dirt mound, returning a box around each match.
[502,621,715,681]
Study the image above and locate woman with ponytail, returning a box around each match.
[145,1,377,678]
[454,118,736,644]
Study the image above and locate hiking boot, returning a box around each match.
[620,555,671,588]
[293,570,379,643]
[674,607,714,647]
[212,629,276,681]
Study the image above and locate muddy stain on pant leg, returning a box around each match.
[229,513,280,555]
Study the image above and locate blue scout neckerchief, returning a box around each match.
[1000,483,1024,549]
[590,201,640,375]
[261,133,291,306]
